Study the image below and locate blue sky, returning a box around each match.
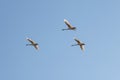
[0,0,120,80]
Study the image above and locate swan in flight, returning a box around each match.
[62,19,76,31]
[26,38,39,50]
[72,38,85,51]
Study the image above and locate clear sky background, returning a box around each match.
[0,0,120,80]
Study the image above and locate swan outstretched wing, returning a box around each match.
[74,38,81,44]
[26,38,36,44]
[64,19,73,28]
[80,45,84,51]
